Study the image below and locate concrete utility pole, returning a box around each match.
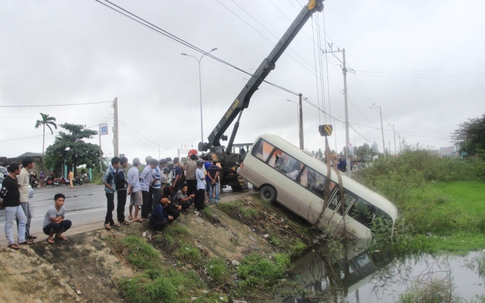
[322,47,350,176]
[287,94,305,150]
[298,94,304,150]
[371,103,386,157]
[113,97,119,157]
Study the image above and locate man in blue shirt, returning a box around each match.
[103,157,120,230]
[149,197,173,231]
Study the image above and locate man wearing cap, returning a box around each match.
[127,157,142,222]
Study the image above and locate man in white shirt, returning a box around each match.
[17,157,36,240]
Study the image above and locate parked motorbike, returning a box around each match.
[30,178,39,188]
[57,176,70,186]
[43,176,59,187]
[82,173,90,183]
[74,175,83,185]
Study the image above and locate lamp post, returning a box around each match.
[370,103,386,157]
[181,47,218,144]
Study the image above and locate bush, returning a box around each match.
[398,278,458,303]
[237,253,290,287]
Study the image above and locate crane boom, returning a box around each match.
[199,0,324,191]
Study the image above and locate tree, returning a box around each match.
[44,123,100,174]
[452,113,485,158]
[35,113,57,165]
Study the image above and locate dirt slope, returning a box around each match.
[0,192,303,302]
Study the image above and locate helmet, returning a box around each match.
[196,159,204,166]
[188,149,198,156]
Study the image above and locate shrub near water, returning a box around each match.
[358,151,485,253]
[237,253,290,287]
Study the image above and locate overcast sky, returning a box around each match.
[1,0,484,161]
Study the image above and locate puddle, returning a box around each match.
[282,240,485,302]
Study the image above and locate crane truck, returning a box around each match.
[198,0,324,191]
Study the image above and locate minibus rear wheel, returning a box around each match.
[259,185,276,203]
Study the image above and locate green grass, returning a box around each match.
[236,252,290,288]
[401,181,485,252]
[120,236,162,270]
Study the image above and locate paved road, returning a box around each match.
[0,183,110,247]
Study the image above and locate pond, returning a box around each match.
[281,240,485,302]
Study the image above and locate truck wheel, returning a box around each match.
[259,185,276,203]
[231,184,243,192]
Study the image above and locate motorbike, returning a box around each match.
[30,178,39,188]
[43,176,59,187]
[57,176,70,186]
[82,174,90,183]
[74,175,83,185]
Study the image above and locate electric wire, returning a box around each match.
[96,0,301,96]
[0,100,113,108]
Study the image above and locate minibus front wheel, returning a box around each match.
[259,185,276,203]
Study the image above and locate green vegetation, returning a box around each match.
[236,252,290,288]
[398,278,485,303]
[206,258,231,284]
[452,113,485,159]
[218,200,261,222]
[113,233,227,303]
[398,278,457,303]
[121,236,162,270]
[358,150,485,253]
[44,123,101,173]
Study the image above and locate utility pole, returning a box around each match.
[371,103,386,157]
[298,93,304,150]
[287,96,304,150]
[113,97,119,157]
[388,123,397,155]
[322,47,350,176]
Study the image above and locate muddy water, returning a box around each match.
[345,251,485,302]
[283,242,485,302]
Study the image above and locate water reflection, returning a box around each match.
[283,239,393,302]
[283,240,485,302]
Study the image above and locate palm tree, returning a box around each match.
[35,113,57,166]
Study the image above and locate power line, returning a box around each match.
[0,100,113,108]
[355,68,485,78]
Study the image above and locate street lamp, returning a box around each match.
[181,47,218,144]
[370,103,386,157]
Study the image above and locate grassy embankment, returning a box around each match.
[358,150,485,253]
[105,197,314,303]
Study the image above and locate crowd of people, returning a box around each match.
[0,157,72,250]
[103,151,222,233]
[0,151,222,249]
